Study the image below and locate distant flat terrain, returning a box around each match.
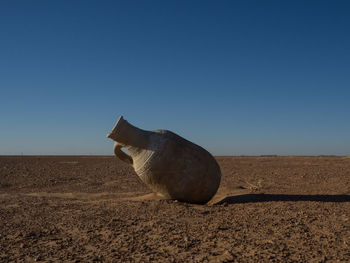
[1,156,350,262]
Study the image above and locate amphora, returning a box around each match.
[107,116,221,204]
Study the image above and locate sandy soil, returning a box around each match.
[1,156,350,262]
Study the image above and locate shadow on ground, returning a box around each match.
[216,194,350,205]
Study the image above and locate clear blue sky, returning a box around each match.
[1,0,349,155]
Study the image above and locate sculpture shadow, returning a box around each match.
[216,194,350,205]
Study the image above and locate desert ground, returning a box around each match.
[1,156,350,262]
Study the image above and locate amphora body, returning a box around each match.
[107,116,221,204]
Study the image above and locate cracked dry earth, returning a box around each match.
[1,156,350,262]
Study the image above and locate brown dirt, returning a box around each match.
[1,156,350,262]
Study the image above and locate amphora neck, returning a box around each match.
[107,116,151,149]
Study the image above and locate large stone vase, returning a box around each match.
[107,116,221,204]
